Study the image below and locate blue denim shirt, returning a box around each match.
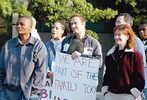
[45,37,65,71]
[0,36,47,99]
[45,41,55,71]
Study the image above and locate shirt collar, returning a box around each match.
[124,48,134,52]
[107,45,134,56]
[51,36,66,43]
[15,35,36,46]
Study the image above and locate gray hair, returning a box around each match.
[118,13,133,27]
[31,17,36,29]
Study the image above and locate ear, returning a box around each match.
[82,22,86,27]
[61,29,65,36]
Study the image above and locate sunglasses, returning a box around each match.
[139,28,147,31]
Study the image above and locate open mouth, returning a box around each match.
[52,32,56,35]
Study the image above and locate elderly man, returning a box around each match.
[0,16,47,100]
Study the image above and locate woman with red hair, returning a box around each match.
[102,25,145,100]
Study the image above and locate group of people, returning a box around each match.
[102,13,146,100]
[0,12,146,100]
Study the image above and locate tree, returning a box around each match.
[28,0,117,27]
[0,0,12,16]
[28,0,118,38]
[0,0,31,35]
[0,0,31,16]
[87,0,147,25]
[11,0,31,16]
[115,0,147,25]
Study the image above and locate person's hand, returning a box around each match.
[71,51,81,60]
[130,88,141,100]
[46,71,54,84]
[134,95,142,100]
[30,87,41,96]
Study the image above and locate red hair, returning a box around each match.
[113,24,135,49]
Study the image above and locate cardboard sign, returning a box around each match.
[51,52,100,100]
[41,78,52,100]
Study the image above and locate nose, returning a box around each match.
[17,25,21,28]
[139,29,145,34]
[139,30,144,33]
[114,35,119,40]
[71,24,76,29]
[16,25,21,29]
[16,23,22,28]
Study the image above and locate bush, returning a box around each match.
[86,29,99,40]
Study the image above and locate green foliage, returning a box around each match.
[0,0,31,16]
[86,29,99,40]
[0,17,7,34]
[0,0,12,16]
[93,0,146,25]
[11,0,31,16]
[134,15,147,25]
[115,0,147,25]
[28,0,118,39]
[115,0,137,7]
[28,0,117,27]
[12,0,31,16]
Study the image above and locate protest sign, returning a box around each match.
[41,78,52,100]
[51,52,100,100]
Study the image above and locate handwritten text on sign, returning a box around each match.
[52,52,100,100]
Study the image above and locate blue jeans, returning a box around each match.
[30,95,40,100]
[0,89,26,100]
[143,88,147,100]
[0,89,7,100]
[143,67,147,100]
[0,89,40,100]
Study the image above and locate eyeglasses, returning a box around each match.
[139,28,147,31]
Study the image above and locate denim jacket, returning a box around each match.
[0,36,47,99]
